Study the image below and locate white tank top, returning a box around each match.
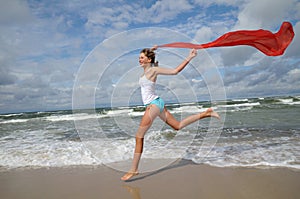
[139,75,158,105]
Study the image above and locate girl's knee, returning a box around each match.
[172,125,180,131]
[169,121,181,130]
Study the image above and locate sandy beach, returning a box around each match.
[1,160,299,199]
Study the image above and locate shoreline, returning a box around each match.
[1,161,300,199]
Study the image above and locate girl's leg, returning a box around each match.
[159,107,220,130]
[121,105,160,181]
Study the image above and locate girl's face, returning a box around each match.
[139,53,151,67]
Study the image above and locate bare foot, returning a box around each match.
[121,171,139,181]
[205,108,220,120]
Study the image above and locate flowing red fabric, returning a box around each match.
[158,22,294,56]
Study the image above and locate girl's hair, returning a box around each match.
[140,48,159,66]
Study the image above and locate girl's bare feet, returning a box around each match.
[205,108,220,120]
[121,171,139,181]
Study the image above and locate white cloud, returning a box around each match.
[141,0,193,23]
[285,68,300,83]
[235,0,297,29]
[193,0,245,7]
[194,26,213,43]
[224,58,300,98]
[0,0,33,24]
[85,0,193,38]
[286,22,300,57]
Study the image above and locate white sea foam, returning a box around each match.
[1,113,24,117]
[217,102,260,108]
[106,109,133,116]
[0,119,29,124]
[190,135,300,170]
[232,98,249,102]
[1,128,299,170]
[278,98,293,104]
[44,113,106,122]
[277,98,300,105]
[0,139,99,169]
[128,111,144,117]
[171,105,205,114]
[0,129,192,170]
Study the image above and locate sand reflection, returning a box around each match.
[123,185,141,199]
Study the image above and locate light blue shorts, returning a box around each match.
[146,97,165,112]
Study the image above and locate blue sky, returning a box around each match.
[0,0,300,113]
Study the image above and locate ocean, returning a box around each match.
[0,95,299,171]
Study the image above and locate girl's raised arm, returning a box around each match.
[154,48,197,75]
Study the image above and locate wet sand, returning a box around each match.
[1,160,299,199]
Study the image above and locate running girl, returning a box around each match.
[121,47,220,181]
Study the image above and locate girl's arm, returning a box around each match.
[154,49,197,75]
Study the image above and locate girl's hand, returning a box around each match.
[186,49,197,61]
[151,45,158,51]
[189,48,197,58]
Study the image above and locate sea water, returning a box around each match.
[0,96,299,171]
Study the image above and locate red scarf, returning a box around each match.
[158,22,294,56]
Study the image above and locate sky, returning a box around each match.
[0,0,300,113]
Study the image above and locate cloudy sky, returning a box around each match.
[0,0,299,113]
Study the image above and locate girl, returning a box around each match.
[121,47,220,181]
